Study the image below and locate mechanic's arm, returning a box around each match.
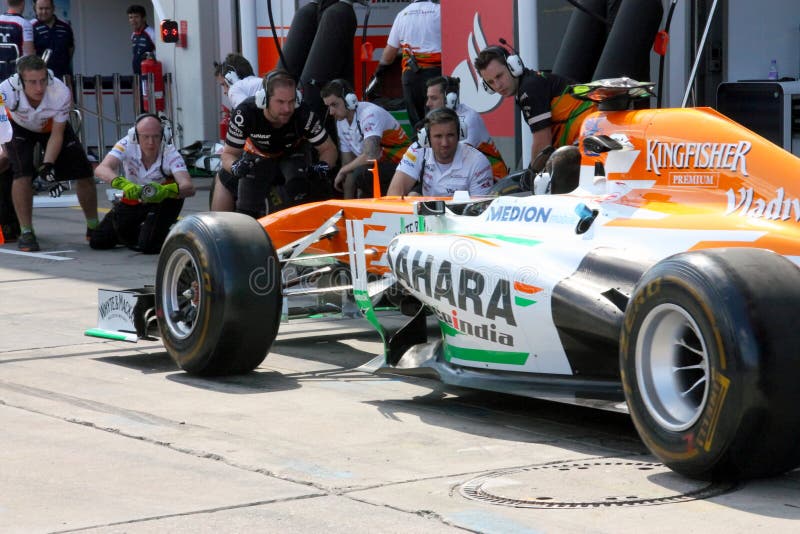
[386,170,417,196]
[378,45,398,68]
[23,39,34,57]
[339,136,381,178]
[42,120,66,166]
[172,169,195,198]
[334,151,355,192]
[221,144,244,173]
[314,137,338,168]
[530,128,552,170]
[94,153,123,184]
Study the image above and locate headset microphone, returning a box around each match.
[498,38,515,53]
[497,37,525,78]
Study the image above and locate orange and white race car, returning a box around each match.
[146,79,800,481]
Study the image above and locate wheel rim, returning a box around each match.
[161,247,202,340]
[635,303,710,432]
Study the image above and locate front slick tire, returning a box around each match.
[156,212,282,376]
[621,248,800,480]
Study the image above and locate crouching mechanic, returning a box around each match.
[321,79,411,198]
[425,76,508,180]
[90,113,195,254]
[211,53,263,211]
[0,55,98,252]
[222,69,337,218]
[386,107,493,197]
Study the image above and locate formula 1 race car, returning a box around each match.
[146,80,800,481]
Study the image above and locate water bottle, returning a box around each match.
[768,59,779,81]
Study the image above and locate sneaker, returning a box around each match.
[86,226,94,242]
[17,231,40,252]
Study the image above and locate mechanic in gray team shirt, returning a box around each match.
[386,107,493,197]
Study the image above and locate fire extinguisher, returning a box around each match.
[219,105,230,141]
[140,53,164,112]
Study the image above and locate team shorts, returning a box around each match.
[5,122,93,181]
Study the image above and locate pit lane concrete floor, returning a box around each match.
[1,178,798,533]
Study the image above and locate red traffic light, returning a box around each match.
[160,19,179,43]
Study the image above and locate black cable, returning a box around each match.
[266,0,289,71]
[360,2,371,100]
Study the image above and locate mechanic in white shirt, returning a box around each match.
[216,53,264,110]
[371,0,441,128]
[321,79,411,198]
[211,53,264,211]
[91,113,195,254]
[0,54,97,252]
[425,75,508,180]
[387,107,493,197]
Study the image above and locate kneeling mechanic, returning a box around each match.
[91,113,195,254]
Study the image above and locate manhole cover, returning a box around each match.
[459,459,736,508]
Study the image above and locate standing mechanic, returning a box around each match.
[321,78,410,199]
[32,0,74,81]
[127,4,155,76]
[425,75,508,180]
[0,0,33,80]
[91,113,194,253]
[211,53,264,211]
[386,107,493,197]
[474,45,595,169]
[0,54,97,252]
[221,69,337,218]
[372,0,441,128]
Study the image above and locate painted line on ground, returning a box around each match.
[0,249,76,261]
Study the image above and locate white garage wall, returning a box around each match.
[727,1,800,82]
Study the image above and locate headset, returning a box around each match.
[480,40,524,95]
[443,76,460,109]
[7,67,55,111]
[255,69,303,109]
[222,61,241,86]
[328,78,358,111]
[417,107,467,148]
[125,113,174,178]
[126,112,173,146]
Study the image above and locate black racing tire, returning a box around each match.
[620,248,800,480]
[156,212,283,375]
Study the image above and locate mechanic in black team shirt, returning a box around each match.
[475,46,595,171]
[221,69,338,218]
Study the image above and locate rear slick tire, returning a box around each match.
[620,248,800,480]
[156,212,282,375]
